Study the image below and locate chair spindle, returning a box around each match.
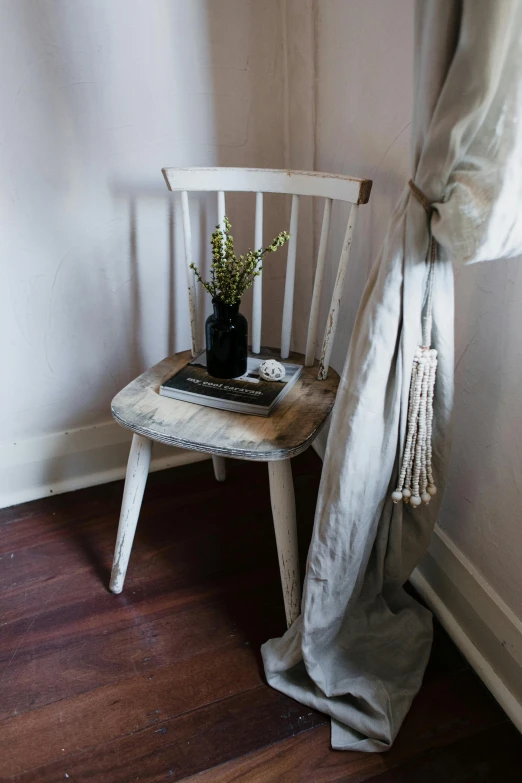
[252,192,263,354]
[318,205,358,379]
[217,191,227,288]
[281,194,299,359]
[217,190,226,233]
[180,190,199,356]
[305,197,332,366]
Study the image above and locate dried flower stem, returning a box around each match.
[190,216,290,305]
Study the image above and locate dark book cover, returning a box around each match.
[160,352,302,415]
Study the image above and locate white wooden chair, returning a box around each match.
[109,167,372,627]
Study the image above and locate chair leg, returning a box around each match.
[109,434,152,594]
[268,459,301,627]
[212,455,227,482]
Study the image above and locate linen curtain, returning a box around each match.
[262,0,522,751]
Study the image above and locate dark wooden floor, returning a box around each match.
[0,450,521,782]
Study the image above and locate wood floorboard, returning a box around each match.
[1,450,521,782]
[0,642,261,778]
[364,722,522,783]
[179,670,509,783]
[0,508,282,629]
[0,570,285,721]
[8,687,327,783]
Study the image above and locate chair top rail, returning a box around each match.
[162,167,372,205]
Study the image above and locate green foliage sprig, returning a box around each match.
[190,216,290,305]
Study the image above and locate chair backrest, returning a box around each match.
[162,167,372,379]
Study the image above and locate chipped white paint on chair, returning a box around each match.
[111,167,371,627]
[268,459,300,626]
[109,434,152,594]
[212,455,227,483]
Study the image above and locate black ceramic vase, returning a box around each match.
[205,299,248,379]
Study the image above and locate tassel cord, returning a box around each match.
[391,180,439,507]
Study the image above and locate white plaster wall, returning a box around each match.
[1,0,287,441]
[440,259,522,618]
[306,0,522,620]
[309,0,414,374]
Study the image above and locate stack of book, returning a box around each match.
[160,352,302,417]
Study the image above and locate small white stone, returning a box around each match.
[421,492,431,504]
[427,484,437,496]
[410,495,422,507]
[391,491,403,503]
[259,359,286,381]
[402,488,411,499]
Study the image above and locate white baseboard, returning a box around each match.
[312,444,522,733]
[0,421,209,509]
[412,525,522,733]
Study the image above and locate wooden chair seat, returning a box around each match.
[112,349,340,462]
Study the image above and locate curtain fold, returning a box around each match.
[262,0,522,751]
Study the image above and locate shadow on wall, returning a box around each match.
[4,0,291,456]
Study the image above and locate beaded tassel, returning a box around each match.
[391,346,438,506]
[392,198,438,508]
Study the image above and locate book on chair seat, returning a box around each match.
[159,351,302,416]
